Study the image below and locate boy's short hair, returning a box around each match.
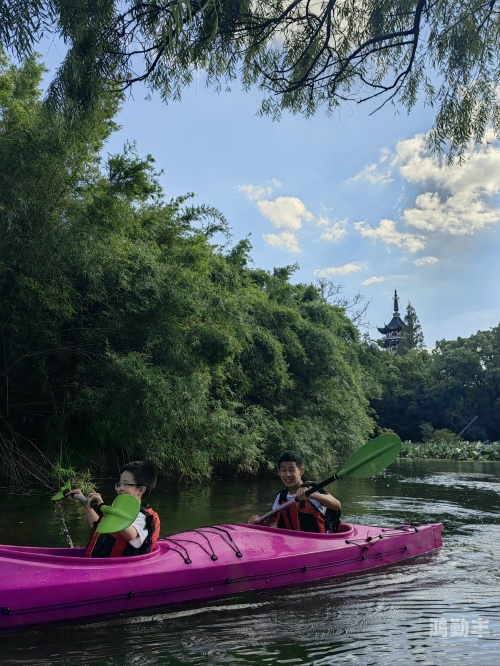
[277,450,303,468]
[121,461,157,501]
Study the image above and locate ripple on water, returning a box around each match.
[399,474,500,494]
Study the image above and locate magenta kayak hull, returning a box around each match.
[0,522,442,629]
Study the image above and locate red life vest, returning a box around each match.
[85,506,160,558]
[276,484,340,533]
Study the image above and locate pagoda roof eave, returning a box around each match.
[377,316,405,334]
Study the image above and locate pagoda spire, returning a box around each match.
[393,290,400,316]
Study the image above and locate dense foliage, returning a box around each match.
[0,56,374,483]
[365,325,500,443]
[2,0,500,157]
[400,440,500,461]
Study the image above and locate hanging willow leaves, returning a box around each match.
[2,0,500,157]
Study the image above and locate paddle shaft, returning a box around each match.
[255,439,398,525]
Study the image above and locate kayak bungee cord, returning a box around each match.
[159,526,244,564]
[159,525,422,567]
[192,529,219,560]
[161,537,217,562]
[159,538,192,564]
[198,526,243,557]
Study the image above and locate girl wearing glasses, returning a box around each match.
[67,461,161,557]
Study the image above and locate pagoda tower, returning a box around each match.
[377,290,405,353]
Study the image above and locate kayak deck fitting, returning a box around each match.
[0,522,443,629]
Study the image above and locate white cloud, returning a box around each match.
[314,262,365,277]
[414,256,439,266]
[403,190,500,234]
[380,148,391,163]
[257,196,315,231]
[395,134,500,234]
[263,231,301,253]
[238,185,268,199]
[362,276,386,285]
[348,163,393,185]
[354,219,425,253]
[319,219,348,242]
[238,178,282,200]
[350,133,500,253]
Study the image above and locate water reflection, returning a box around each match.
[1,459,500,664]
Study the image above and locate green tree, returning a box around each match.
[367,347,432,441]
[0,54,376,483]
[2,0,500,157]
[427,328,500,440]
[398,302,425,355]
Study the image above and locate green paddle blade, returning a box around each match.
[337,433,401,479]
[51,479,71,501]
[97,494,140,534]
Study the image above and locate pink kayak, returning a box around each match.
[0,522,443,629]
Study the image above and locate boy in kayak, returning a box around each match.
[248,450,341,532]
[67,460,161,557]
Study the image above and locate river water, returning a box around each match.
[1,459,500,665]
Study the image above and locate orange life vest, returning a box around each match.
[85,506,160,558]
[276,484,340,533]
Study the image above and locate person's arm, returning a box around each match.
[296,486,341,511]
[117,525,139,541]
[248,514,277,526]
[248,494,280,526]
[114,511,147,544]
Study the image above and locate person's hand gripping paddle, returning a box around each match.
[256,433,401,525]
[52,483,140,533]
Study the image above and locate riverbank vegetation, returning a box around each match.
[400,440,500,461]
[0,54,499,486]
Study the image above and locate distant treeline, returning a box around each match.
[363,327,500,445]
[0,56,498,484]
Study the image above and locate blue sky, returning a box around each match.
[42,44,500,347]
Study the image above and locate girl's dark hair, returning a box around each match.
[121,461,157,501]
[277,450,303,468]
